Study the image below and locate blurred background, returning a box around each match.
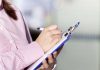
[12,0,100,70]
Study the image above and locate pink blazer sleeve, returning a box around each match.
[0,42,44,70]
[0,31,44,70]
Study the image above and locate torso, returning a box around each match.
[0,5,30,53]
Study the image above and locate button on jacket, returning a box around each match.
[0,0,44,70]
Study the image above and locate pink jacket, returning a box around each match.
[0,0,44,70]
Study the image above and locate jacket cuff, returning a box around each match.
[16,42,44,66]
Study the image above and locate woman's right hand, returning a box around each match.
[36,25,62,53]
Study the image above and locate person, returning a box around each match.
[0,0,62,70]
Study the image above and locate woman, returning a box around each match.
[0,0,62,70]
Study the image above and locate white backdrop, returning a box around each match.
[54,0,100,70]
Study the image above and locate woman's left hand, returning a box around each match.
[38,51,58,70]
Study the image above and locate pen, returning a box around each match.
[37,27,44,31]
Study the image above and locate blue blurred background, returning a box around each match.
[12,0,100,70]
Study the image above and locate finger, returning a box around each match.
[48,55,54,64]
[37,65,44,70]
[52,34,62,39]
[50,37,61,47]
[42,60,49,69]
[50,29,62,35]
[45,25,58,31]
[52,34,61,42]
[57,46,63,54]
[53,51,58,58]
[52,35,61,43]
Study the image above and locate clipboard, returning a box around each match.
[27,20,80,70]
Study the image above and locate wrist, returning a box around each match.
[35,40,46,53]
